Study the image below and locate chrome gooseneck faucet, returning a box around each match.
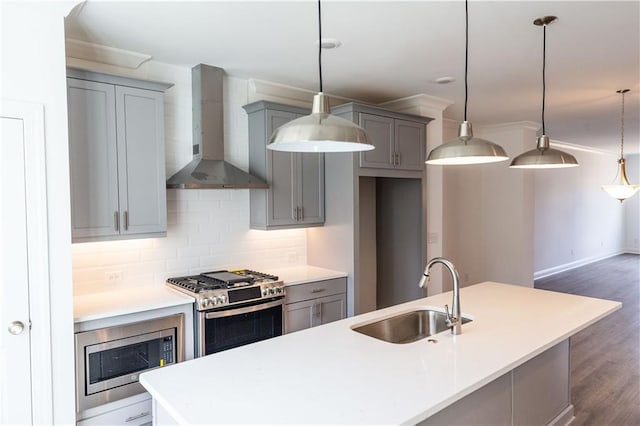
[419,257,462,335]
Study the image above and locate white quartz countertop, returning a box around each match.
[140,282,620,425]
[264,264,347,286]
[74,285,194,323]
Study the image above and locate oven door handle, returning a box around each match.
[205,299,284,319]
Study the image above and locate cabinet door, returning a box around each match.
[67,78,120,240]
[284,299,314,333]
[317,293,346,326]
[394,119,425,171]
[297,152,325,225]
[115,86,167,236]
[266,110,298,227]
[358,113,394,169]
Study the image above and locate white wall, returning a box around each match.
[1,2,78,423]
[443,122,536,290]
[623,154,640,253]
[533,145,626,277]
[66,59,308,295]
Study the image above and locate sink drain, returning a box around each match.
[427,338,438,344]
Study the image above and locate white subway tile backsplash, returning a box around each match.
[187,200,222,211]
[166,256,200,274]
[177,245,211,258]
[198,190,232,201]
[140,247,177,261]
[71,63,307,295]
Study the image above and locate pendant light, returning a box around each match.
[510,16,578,169]
[601,89,639,202]
[267,0,373,153]
[425,0,508,165]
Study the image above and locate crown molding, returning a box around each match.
[65,38,152,69]
[379,94,453,114]
[247,79,356,108]
[478,121,541,133]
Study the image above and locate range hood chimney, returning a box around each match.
[166,64,268,189]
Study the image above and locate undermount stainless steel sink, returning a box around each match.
[351,309,472,344]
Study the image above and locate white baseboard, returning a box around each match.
[534,251,626,280]
[548,404,574,426]
[625,248,640,255]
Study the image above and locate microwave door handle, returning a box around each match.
[205,299,284,319]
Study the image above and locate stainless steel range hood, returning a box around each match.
[166,64,268,189]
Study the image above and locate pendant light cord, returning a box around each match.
[620,90,625,159]
[541,24,546,135]
[318,0,323,93]
[464,0,468,121]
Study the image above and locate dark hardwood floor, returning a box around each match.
[535,254,640,426]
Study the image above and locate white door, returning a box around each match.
[0,101,52,424]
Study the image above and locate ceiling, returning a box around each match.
[65,1,640,154]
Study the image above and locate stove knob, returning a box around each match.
[220,295,227,303]
[202,298,212,308]
[277,287,284,294]
[262,288,268,296]
[216,296,225,305]
[269,287,277,295]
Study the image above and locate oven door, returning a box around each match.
[197,298,284,357]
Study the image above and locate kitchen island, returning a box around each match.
[140,282,620,425]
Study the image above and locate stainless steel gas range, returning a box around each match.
[167,270,285,357]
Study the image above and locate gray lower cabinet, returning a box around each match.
[421,340,571,426]
[244,101,324,230]
[331,103,429,173]
[67,69,172,242]
[284,278,347,333]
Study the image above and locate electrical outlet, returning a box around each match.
[105,271,123,282]
[427,233,439,244]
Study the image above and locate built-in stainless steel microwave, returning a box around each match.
[75,314,184,412]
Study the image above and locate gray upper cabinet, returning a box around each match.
[244,101,324,230]
[67,68,172,242]
[332,103,431,175]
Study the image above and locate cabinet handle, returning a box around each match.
[292,207,298,221]
[114,211,120,231]
[311,288,326,294]
[299,206,304,221]
[123,211,129,231]
[125,411,150,423]
[390,152,396,166]
[396,152,401,166]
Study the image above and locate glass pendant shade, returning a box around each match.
[426,121,509,165]
[601,89,638,202]
[510,135,578,169]
[267,93,373,153]
[601,158,639,202]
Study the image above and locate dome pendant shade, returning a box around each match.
[425,121,509,165]
[509,16,579,170]
[601,158,640,202]
[510,135,578,169]
[267,92,373,153]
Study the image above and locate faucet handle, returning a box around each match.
[444,304,458,326]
